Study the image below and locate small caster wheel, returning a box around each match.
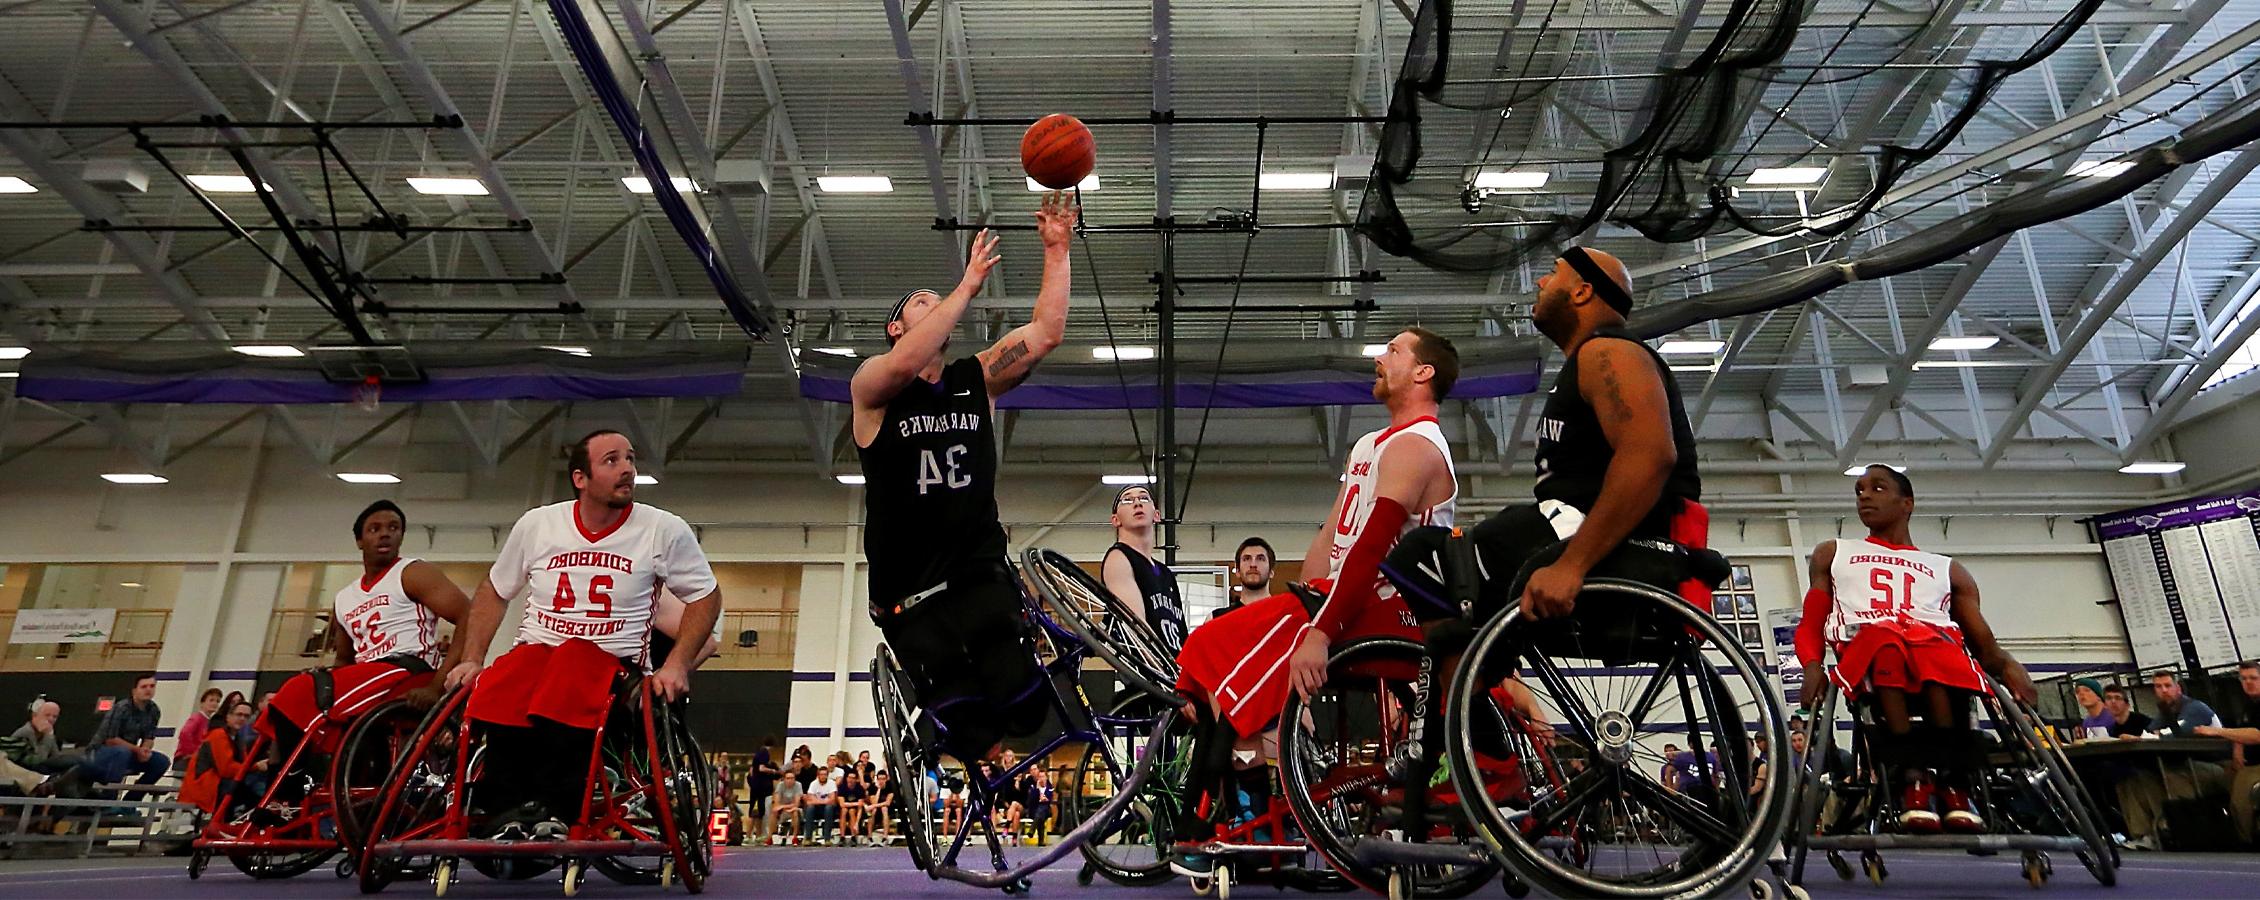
[1785,887,1811,900]
[563,860,584,897]
[661,858,675,889]
[1385,869,1409,900]
[1828,850,1852,882]
[338,856,357,879]
[1216,865,1232,900]
[187,849,209,880]
[1750,878,1775,899]
[1192,874,1215,897]
[1502,872,1532,898]
[2022,850,2049,889]
[1001,877,1031,896]
[1862,851,1887,886]
[433,858,453,898]
[1075,864,1094,887]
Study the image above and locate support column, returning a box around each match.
[153,418,267,726]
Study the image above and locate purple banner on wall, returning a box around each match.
[2092,489,2260,540]
[16,343,750,404]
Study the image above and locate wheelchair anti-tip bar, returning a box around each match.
[372,838,666,857]
[928,709,1179,890]
[1348,836,1494,869]
[1804,834,2091,853]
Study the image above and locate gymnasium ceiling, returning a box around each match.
[1,0,2258,478]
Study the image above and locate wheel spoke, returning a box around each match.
[1524,766,1612,839]
[1621,769,1738,849]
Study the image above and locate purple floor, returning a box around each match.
[0,846,2250,898]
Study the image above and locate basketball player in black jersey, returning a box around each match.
[1100,484,1186,651]
[855,191,1076,764]
[1384,246,1701,629]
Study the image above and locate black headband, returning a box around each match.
[888,289,935,325]
[1560,247,1634,316]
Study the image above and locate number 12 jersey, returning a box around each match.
[859,356,1006,606]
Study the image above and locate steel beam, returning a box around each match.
[882,0,963,269]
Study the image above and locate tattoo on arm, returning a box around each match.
[987,341,1030,379]
[1590,348,1634,426]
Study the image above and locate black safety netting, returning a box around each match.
[1357,0,2105,274]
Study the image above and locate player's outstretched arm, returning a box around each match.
[1794,541,1836,707]
[852,229,1002,413]
[1948,561,2035,705]
[401,560,473,625]
[980,191,1074,397]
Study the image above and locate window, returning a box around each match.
[1711,565,1764,651]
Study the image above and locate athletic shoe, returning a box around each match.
[1939,786,1984,833]
[532,818,570,840]
[1169,850,1216,878]
[1896,779,1941,834]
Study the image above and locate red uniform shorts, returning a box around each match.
[258,658,435,753]
[1828,618,1986,699]
[466,639,627,730]
[1175,582,1423,740]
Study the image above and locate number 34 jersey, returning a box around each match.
[489,501,718,658]
[1824,536,1958,645]
[858,356,1007,606]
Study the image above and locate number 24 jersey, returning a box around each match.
[488,501,718,658]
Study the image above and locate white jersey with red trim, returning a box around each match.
[332,557,439,666]
[1328,416,1457,601]
[1826,537,1958,644]
[489,501,719,659]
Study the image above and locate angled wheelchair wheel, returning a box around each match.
[1072,692,1180,886]
[1983,683,2115,887]
[1024,547,1182,704]
[1278,637,1498,898]
[334,698,428,857]
[1448,578,1791,898]
[356,687,475,894]
[874,644,940,873]
[587,691,710,890]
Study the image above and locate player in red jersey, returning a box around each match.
[1795,465,2034,833]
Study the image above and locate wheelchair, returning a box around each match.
[1785,665,2117,891]
[351,672,709,896]
[188,689,429,881]
[1279,530,1795,899]
[868,549,1177,894]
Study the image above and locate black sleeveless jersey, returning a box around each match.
[1108,542,1185,651]
[859,356,1008,605]
[1531,326,1701,535]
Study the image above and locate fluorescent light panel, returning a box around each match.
[0,176,35,194]
[1473,170,1548,190]
[1258,171,1334,191]
[622,176,699,194]
[1025,174,1100,192]
[1361,344,1388,357]
[1843,464,1909,477]
[336,473,401,484]
[1658,340,1725,355]
[118,582,143,588]
[2069,160,2134,179]
[1746,167,1827,186]
[102,473,168,485]
[406,176,489,196]
[817,176,894,193]
[1102,474,1157,485]
[2118,461,2186,475]
[1927,336,1999,351]
[186,174,261,193]
[812,347,858,357]
[634,474,659,485]
[0,372,17,379]
[543,345,592,357]
[231,344,305,358]
[835,474,868,485]
[0,346,27,360]
[1093,346,1155,361]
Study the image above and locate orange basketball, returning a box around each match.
[1021,113,1095,190]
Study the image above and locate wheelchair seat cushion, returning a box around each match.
[1383,501,1730,626]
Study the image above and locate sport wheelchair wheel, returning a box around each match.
[1448,577,1791,898]
[356,687,474,894]
[874,644,941,874]
[1071,692,1181,886]
[333,698,428,856]
[1024,548,1182,703]
[1982,680,2115,887]
[591,695,714,886]
[1279,637,1497,898]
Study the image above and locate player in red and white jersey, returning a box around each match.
[1165,327,1459,874]
[256,500,469,761]
[440,429,723,833]
[1794,465,2034,834]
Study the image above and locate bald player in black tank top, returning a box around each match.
[853,192,1077,762]
[1382,246,1702,627]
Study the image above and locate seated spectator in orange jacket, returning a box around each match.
[181,700,266,814]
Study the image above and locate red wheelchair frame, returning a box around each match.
[188,686,429,880]
[353,676,704,896]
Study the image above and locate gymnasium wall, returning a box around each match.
[0,441,2155,759]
